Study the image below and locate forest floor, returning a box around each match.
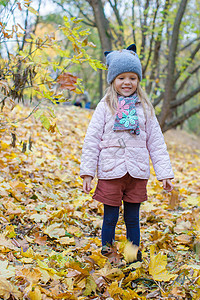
[164,129,200,150]
[0,105,199,300]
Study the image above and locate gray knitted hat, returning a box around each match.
[104,44,142,83]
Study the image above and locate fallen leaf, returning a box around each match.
[149,246,176,282]
[169,190,179,209]
[124,241,138,263]
[28,286,42,300]
[176,234,192,244]
[0,260,16,278]
[0,277,22,299]
[44,223,65,238]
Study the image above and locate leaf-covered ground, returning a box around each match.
[0,105,200,300]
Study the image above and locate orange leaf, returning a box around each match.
[17,2,22,11]
[34,233,47,245]
[57,72,78,91]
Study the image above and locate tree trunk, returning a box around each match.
[158,0,188,128]
[86,0,112,53]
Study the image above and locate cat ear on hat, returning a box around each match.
[104,51,112,57]
[126,44,137,53]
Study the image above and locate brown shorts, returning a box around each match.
[93,173,148,207]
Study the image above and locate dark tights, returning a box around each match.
[102,202,141,246]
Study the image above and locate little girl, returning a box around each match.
[80,44,174,262]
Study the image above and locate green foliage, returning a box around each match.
[0,0,9,6]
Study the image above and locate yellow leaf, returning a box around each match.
[19,268,41,284]
[107,281,124,297]
[5,152,17,159]
[179,187,188,195]
[149,246,176,282]
[5,225,16,238]
[37,260,57,275]
[28,286,42,300]
[40,269,51,284]
[124,241,138,263]
[0,142,9,150]
[105,268,124,281]
[186,195,200,206]
[21,247,34,258]
[122,269,140,285]
[89,251,107,268]
[20,257,33,263]
[83,275,97,296]
[141,201,157,212]
[27,6,39,16]
[9,180,26,192]
[67,225,80,235]
[156,193,164,200]
[82,37,88,47]
[87,42,96,48]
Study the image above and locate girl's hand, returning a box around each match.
[162,179,174,192]
[83,176,93,194]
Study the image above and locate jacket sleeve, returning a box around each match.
[80,101,105,179]
[146,112,174,181]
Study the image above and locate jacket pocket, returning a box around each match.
[99,148,117,172]
[136,151,149,171]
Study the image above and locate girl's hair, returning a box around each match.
[104,80,154,117]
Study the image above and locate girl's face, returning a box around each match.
[114,72,138,97]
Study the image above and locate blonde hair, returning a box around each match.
[104,80,154,118]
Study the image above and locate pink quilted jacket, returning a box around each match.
[80,98,174,181]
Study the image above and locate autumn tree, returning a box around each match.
[0,0,105,133]
[54,0,200,132]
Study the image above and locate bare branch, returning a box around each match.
[163,104,200,132]
[140,0,150,60]
[136,0,143,34]
[175,64,200,95]
[29,0,42,54]
[108,0,125,46]
[19,6,29,51]
[146,0,170,93]
[143,0,160,75]
[175,41,200,82]
[52,0,95,27]
[0,101,41,128]
[73,1,96,27]
[14,101,42,123]
[12,9,20,49]
[179,37,200,52]
[153,92,164,107]
[3,41,10,60]
[171,86,200,109]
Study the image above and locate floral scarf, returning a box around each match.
[113,93,140,135]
